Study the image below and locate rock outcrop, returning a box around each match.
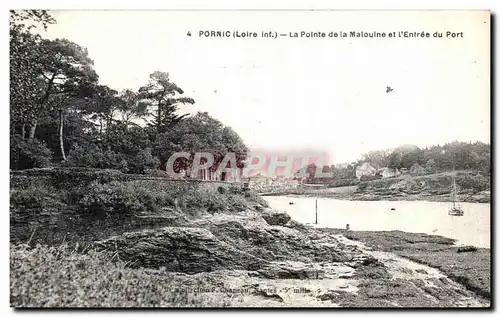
[261,210,291,226]
[95,211,374,277]
[95,227,265,273]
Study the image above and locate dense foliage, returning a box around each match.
[359,142,490,174]
[296,141,490,184]
[10,10,248,174]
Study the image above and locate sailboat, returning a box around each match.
[448,162,464,216]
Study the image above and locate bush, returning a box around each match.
[217,186,227,194]
[10,183,53,209]
[357,182,368,191]
[457,245,478,253]
[64,144,124,170]
[12,168,267,217]
[127,148,159,174]
[66,144,159,175]
[409,163,426,176]
[455,173,489,192]
[77,181,173,215]
[10,135,53,170]
[144,169,169,178]
[328,178,360,188]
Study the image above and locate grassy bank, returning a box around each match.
[10,244,231,307]
[10,168,267,246]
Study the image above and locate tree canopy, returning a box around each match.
[10,10,248,175]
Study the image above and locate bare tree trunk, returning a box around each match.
[106,114,113,151]
[59,109,66,161]
[99,117,103,136]
[28,119,37,142]
[21,124,26,140]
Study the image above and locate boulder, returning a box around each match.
[261,210,291,226]
[283,219,308,231]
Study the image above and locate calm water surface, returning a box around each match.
[264,196,491,248]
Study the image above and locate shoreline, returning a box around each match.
[259,191,491,204]
[321,228,491,301]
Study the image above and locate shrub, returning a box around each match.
[10,183,53,209]
[357,182,368,191]
[66,144,160,175]
[10,135,53,170]
[127,148,159,174]
[144,169,169,178]
[64,144,124,170]
[409,163,426,176]
[457,245,478,253]
[455,173,489,192]
[217,186,227,194]
[77,181,173,215]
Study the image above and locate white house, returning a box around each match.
[355,163,377,180]
[380,167,400,178]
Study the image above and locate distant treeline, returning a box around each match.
[10,10,247,174]
[359,142,490,173]
[296,141,490,184]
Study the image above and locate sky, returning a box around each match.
[40,10,490,164]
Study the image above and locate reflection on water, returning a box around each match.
[264,196,491,248]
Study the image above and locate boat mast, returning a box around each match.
[452,154,456,208]
[315,199,318,224]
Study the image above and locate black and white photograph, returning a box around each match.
[9,9,491,308]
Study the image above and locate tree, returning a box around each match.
[386,145,423,169]
[117,89,148,127]
[361,149,391,168]
[11,33,98,159]
[220,126,248,169]
[424,158,436,173]
[10,10,56,139]
[388,150,402,169]
[84,85,122,141]
[33,38,98,160]
[138,71,195,133]
[153,112,248,173]
[409,163,425,176]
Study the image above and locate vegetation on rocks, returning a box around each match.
[10,244,231,307]
[10,169,267,247]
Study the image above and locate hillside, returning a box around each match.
[260,171,490,203]
[352,171,490,203]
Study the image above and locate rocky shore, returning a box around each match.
[9,169,491,308]
[11,207,490,307]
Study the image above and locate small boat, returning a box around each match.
[449,205,464,216]
[390,207,396,211]
[289,202,295,205]
[448,160,464,216]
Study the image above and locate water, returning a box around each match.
[264,196,491,248]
